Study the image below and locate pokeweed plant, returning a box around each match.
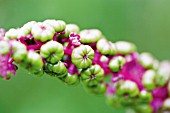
[0,19,170,113]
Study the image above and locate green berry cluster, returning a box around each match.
[0,19,170,113]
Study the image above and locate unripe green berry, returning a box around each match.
[139,52,154,69]
[44,61,68,78]
[115,41,136,55]
[142,69,156,91]
[31,68,44,77]
[52,62,66,73]
[109,56,126,72]
[119,96,134,106]
[126,109,136,113]
[162,98,170,110]
[94,82,107,94]
[40,41,64,64]
[139,90,153,103]
[52,61,68,78]
[153,59,159,70]
[97,38,117,55]
[44,63,53,72]
[116,80,139,97]
[156,61,170,86]
[31,22,55,42]
[62,73,79,85]
[71,45,94,69]
[56,71,68,78]
[25,51,43,72]
[44,20,66,32]
[5,28,18,39]
[19,21,36,36]
[81,64,104,86]
[106,95,123,108]
[84,82,106,95]
[11,41,27,62]
[135,104,152,113]
[80,29,102,44]
[168,81,170,96]
[60,24,80,38]
[0,40,10,55]
[13,50,28,62]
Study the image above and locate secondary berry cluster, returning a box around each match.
[0,19,170,113]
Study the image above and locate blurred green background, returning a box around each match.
[0,0,170,113]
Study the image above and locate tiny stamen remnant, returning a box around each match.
[40,25,46,30]
[91,74,95,80]
[83,55,88,60]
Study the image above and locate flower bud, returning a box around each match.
[40,41,64,64]
[80,29,102,44]
[100,55,109,62]
[71,45,94,69]
[109,56,126,72]
[81,64,104,86]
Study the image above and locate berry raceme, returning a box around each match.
[0,19,170,113]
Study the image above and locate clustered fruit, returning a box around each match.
[0,19,170,113]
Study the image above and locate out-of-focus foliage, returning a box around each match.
[0,0,170,113]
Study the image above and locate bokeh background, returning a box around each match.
[0,0,170,113]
